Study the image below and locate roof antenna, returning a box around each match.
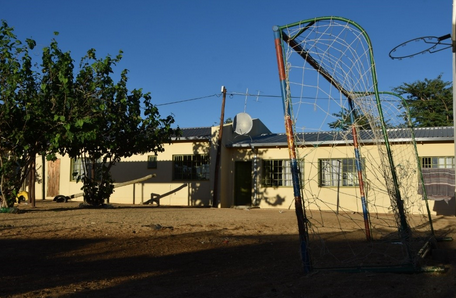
[256,90,261,102]
[244,88,248,113]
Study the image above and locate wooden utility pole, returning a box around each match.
[212,86,226,207]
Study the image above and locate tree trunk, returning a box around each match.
[29,157,36,207]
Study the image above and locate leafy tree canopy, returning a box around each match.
[393,75,453,127]
[328,107,371,131]
[0,20,179,208]
[57,49,179,206]
[0,20,40,208]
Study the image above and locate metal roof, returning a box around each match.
[172,127,212,141]
[228,126,454,148]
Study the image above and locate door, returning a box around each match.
[234,161,252,206]
[47,159,60,197]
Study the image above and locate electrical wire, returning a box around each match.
[153,91,409,107]
[155,94,220,106]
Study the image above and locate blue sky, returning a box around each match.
[1,0,452,132]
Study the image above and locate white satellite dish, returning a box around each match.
[233,112,253,135]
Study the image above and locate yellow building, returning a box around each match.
[34,119,455,216]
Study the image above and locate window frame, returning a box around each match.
[147,155,158,169]
[172,154,210,181]
[420,156,455,169]
[262,159,304,187]
[70,158,100,182]
[319,158,362,187]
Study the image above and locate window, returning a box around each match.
[262,159,303,187]
[419,156,455,199]
[147,155,157,169]
[421,156,454,169]
[70,158,99,181]
[319,158,361,187]
[173,154,210,180]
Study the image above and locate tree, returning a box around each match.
[328,107,371,130]
[0,21,40,208]
[1,23,79,208]
[51,49,179,206]
[393,75,453,127]
[0,21,179,208]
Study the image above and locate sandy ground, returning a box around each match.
[0,200,456,298]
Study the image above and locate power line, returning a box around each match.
[228,92,405,102]
[228,92,282,99]
[154,91,413,107]
[155,94,220,106]
[154,92,286,107]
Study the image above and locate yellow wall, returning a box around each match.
[34,139,213,206]
[223,140,454,216]
[31,124,454,216]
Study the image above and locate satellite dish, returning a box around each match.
[233,112,253,135]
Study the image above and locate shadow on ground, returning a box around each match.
[0,229,455,298]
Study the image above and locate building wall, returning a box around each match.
[218,119,271,208]
[416,142,454,156]
[415,142,455,215]
[34,139,213,206]
[31,126,454,216]
[224,140,454,216]
[239,144,369,212]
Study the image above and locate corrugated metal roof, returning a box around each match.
[172,127,212,141]
[169,125,454,146]
[413,126,454,139]
[228,126,454,148]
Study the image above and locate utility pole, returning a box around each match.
[453,0,456,215]
[213,86,226,207]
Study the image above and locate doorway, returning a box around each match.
[234,161,252,206]
[47,159,60,198]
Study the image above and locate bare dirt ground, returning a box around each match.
[0,200,456,298]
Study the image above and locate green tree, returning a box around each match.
[328,107,371,130]
[53,49,179,206]
[0,24,77,208]
[393,75,453,127]
[0,21,40,208]
[0,21,179,208]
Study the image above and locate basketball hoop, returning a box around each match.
[389,34,452,59]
